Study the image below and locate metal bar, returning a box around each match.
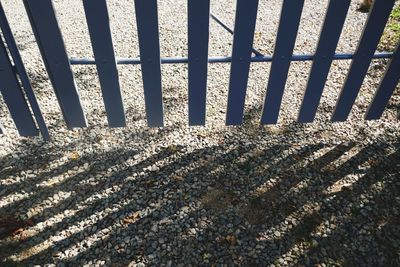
[261,0,305,124]
[23,0,87,128]
[0,38,38,136]
[83,0,126,127]
[332,0,396,122]
[134,0,164,127]
[226,0,259,125]
[210,12,263,57]
[365,42,400,120]
[0,2,49,140]
[298,0,351,123]
[69,52,393,65]
[188,0,210,125]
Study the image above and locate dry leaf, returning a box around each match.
[69,151,80,161]
[254,31,262,41]
[197,132,207,138]
[368,159,380,167]
[123,212,140,225]
[293,155,302,160]
[226,234,237,245]
[0,216,33,240]
[322,165,335,172]
[171,174,184,182]
[168,145,178,153]
[203,253,211,260]
[71,131,80,137]
[292,144,301,149]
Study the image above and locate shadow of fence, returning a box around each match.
[0,125,398,266]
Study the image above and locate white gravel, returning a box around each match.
[0,0,399,266]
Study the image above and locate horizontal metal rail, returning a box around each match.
[69,52,393,65]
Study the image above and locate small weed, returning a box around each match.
[379,4,400,51]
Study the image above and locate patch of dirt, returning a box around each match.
[200,188,236,212]
[0,214,33,240]
[239,186,292,225]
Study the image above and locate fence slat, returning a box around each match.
[332,0,395,121]
[365,43,400,120]
[83,0,126,127]
[23,0,87,128]
[0,2,49,139]
[0,39,38,136]
[298,0,351,123]
[261,0,305,124]
[225,0,259,125]
[134,0,163,127]
[188,0,210,126]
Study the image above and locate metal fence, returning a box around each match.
[0,0,399,140]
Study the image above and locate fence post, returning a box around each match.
[332,0,396,121]
[0,37,38,136]
[366,42,400,120]
[188,0,210,126]
[0,2,49,139]
[134,0,164,127]
[23,0,87,128]
[261,0,305,124]
[226,0,259,125]
[298,0,351,123]
[83,0,126,127]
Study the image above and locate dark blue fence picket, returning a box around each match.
[261,0,305,124]
[134,0,164,127]
[0,38,38,136]
[298,0,351,123]
[226,0,259,125]
[23,0,87,128]
[366,43,400,120]
[83,0,126,127]
[332,0,396,121]
[0,1,49,139]
[188,0,210,126]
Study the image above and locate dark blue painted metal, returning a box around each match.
[0,2,49,140]
[69,52,393,65]
[23,0,87,128]
[83,0,126,127]
[0,38,38,136]
[210,13,263,57]
[298,0,351,123]
[226,0,259,125]
[188,0,210,125]
[332,0,396,121]
[134,0,164,127]
[261,0,305,124]
[366,43,400,120]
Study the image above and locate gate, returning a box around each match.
[0,0,399,140]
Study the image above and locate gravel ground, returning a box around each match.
[1,0,399,266]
